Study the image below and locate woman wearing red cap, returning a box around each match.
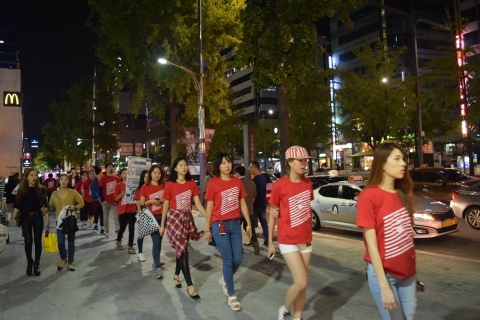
[268,146,314,320]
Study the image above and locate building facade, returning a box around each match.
[0,36,23,178]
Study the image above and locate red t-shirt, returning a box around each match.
[99,174,120,204]
[205,177,247,225]
[115,181,137,214]
[134,185,143,201]
[75,180,84,195]
[82,178,92,203]
[44,178,56,193]
[163,180,200,211]
[139,183,165,215]
[356,186,416,279]
[268,176,313,245]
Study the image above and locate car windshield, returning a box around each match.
[442,170,470,182]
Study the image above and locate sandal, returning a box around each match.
[227,296,242,311]
[128,247,136,254]
[116,241,123,250]
[174,275,182,288]
[219,276,228,296]
[187,285,200,299]
[57,259,67,271]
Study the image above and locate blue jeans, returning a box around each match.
[366,263,416,320]
[151,215,163,269]
[254,208,268,245]
[57,229,75,264]
[212,219,243,295]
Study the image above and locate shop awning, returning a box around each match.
[351,151,374,157]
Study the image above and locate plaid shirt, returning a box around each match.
[166,208,204,259]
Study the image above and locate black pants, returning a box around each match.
[117,212,136,247]
[92,201,104,227]
[175,249,193,286]
[80,202,90,222]
[242,215,259,244]
[22,214,44,262]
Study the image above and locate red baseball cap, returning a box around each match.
[285,146,313,159]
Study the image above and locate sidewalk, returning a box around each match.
[0,212,479,320]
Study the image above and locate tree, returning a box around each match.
[335,40,417,150]
[207,109,245,161]
[235,0,364,174]
[289,69,332,174]
[255,118,280,170]
[88,0,245,163]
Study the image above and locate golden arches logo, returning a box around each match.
[3,92,21,106]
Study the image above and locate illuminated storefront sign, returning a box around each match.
[3,92,21,107]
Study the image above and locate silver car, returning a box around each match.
[450,183,480,230]
[311,181,459,238]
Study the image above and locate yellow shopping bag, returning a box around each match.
[43,229,58,253]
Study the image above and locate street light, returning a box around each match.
[157,57,206,193]
[369,0,451,167]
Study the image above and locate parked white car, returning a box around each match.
[311,181,459,238]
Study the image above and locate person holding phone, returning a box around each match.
[204,153,252,312]
[356,142,419,320]
[139,165,166,279]
[268,146,314,320]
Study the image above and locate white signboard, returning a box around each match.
[125,156,152,204]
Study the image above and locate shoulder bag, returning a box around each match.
[136,207,159,239]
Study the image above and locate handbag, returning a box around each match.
[43,229,58,253]
[15,213,24,228]
[59,210,79,234]
[136,207,159,239]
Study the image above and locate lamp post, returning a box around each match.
[369,0,450,167]
[158,58,205,192]
[77,138,94,168]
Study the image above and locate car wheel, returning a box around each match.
[465,207,480,230]
[312,210,321,231]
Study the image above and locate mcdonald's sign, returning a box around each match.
[3,92,21,107]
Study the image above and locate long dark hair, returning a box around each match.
[138,170,148,189]
[146,164,166,185]
[118,168,127,182]
[167,157,193,182]
[365,142,416,215]
[212,153,232,177]
[16,168,45,204]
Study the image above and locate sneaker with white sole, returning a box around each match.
[278,306,292,320]
[138,253,146,262]
[100,229,105,235]
[93,225,98,233]
[155,268,163,279]
[104,232,109,239]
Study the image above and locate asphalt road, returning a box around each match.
[313,218,480,261]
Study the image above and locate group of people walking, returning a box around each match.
[6,142,420,320]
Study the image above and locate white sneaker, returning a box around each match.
[138,253,145,262]
[278,306,292,320]
[155,268,163,279]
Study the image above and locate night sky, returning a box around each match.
[0,0,96,140]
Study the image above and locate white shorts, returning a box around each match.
[279,242,313,254]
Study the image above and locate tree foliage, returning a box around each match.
[335,40,417,150]
[88,0,246,163]
[235,0,365,173]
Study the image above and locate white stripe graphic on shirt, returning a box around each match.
[220,187,239,215]
[383,207,414,259]
[288,190,311,228]
[175,190,192,211]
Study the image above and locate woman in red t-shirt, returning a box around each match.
[134,170,148,262]
[115,168,137,253]
[159,157,206,299]
[268,146,314,320]
[356,143,418,320]
[139,165,166,279]
[205,153,252,312]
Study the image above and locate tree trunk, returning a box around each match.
[278,83,290,175]
[168,101,178,166]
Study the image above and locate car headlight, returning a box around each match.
[413,212,435,221]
